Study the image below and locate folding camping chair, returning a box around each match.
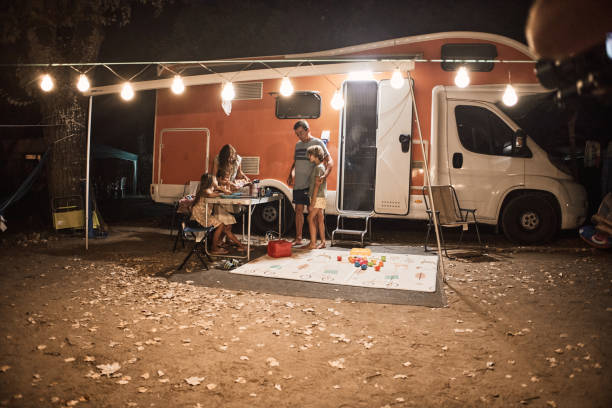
[422,185,482,257]
[176,221,215,271]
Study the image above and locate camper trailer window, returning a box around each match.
[455,105,515,156]
[275,91,321,119]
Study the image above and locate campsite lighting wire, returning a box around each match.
[260,61,299,97]
[0,58,536,68]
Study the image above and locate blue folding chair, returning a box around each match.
[177,222,215,271]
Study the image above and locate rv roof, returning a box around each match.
[86,31,534,97]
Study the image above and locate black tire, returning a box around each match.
[252,190,295,235]
[501,193,559,244]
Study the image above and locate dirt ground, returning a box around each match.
[0,221,610,408]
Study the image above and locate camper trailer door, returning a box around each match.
[374,79,413,215]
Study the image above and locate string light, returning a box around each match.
[77,74,90,92]
[502,71,518,106]
[120,82,134,101]
[331,89,344,110]
[454,66,470,88]
[390,68,405,89]
[279,76,294,97]
[40,74,54,92]
[171,75,185,94]
[221,81,235,101]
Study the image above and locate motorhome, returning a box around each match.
[95,32,588,244]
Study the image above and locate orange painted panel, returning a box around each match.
[159,130,207,185]
[153,35,537,193]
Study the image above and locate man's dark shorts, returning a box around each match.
[292,188,310,205]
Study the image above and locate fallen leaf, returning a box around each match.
[185,376,205,386]
[206,383,217,390]
[96,362,121,376]
[328,358,345,369]
[266,357,279,367]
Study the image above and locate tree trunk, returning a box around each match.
[41,89,88,201]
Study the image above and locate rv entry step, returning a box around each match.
[331,211,373,247]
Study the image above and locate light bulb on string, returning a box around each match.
[171,75,185,94]
[40,74,54,92]
[120,82,135,101]
[76,74,90,92]
[331,89,344,110]
[454,66,470,88]
[221,81,235,101]
[280,76,294,97]
[502,71,518,106]
[390,68,404,89]
[502,84,518,106]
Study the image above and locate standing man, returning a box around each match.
[287,120,333,246]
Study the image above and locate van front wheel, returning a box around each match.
[501,194,559,244]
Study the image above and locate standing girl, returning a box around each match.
[306,145,327,249]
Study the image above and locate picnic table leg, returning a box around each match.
[278,196,282,239]
[247,202,252,261]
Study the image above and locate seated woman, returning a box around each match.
[189,173,246,255]
[213,144,250,192]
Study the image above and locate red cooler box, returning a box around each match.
[267,240,292,258]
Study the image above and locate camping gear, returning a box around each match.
[267,239,292,258]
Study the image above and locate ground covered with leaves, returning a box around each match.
[0,226,610,407]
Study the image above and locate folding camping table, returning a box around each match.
[204,193,283,261]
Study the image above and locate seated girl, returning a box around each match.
[190,173,246,255]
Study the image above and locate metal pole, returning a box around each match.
[406,73,446,281]
[85,96,93,250]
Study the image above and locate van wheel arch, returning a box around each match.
[252,187,295,235]
[499,190,561,244]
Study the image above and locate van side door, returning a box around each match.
[446,101,525,221]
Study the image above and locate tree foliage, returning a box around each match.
[0,0,165,200]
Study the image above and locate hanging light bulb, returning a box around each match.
[40,74,54,92]
[390,68,405,89]
[120,82,135,101]
[171,75,185,94]
[221,81,235,101]
[502,84,518,106]
[454,66,470,88]
[76,74,90,92]
[331,89,344,110]
[280,76,294,97]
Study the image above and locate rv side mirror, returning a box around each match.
[513,129,531,157]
